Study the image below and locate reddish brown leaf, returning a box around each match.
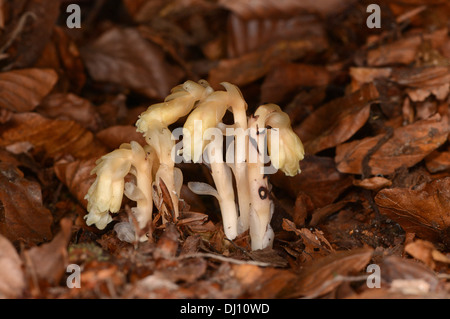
[295,83,379,155]
[208,36,326,87]
[0,163,53,245]
[37,93,102,132]
[226,14,326,58]
[425,149,450,173]
[81,27,185,100]
[54,158,97,209]
[261,62,331,103]
[3,0,60,69]
[0,112,107,160]
[0,234,26,298]
[96,125,146,151]
[375,177,450,242]
[280,248,373,298]
[0,68,57,112]
[271,155,353,209]
[353,176,392,191]
[336,114,450,175]
[25,218,73,285]
[219,0,357,19]
[231,263,298,298]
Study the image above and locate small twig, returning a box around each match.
[0,11,37,54]
[173,252,272,267]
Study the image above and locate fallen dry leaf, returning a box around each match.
[353,176,392,190]
[81,27,185,100]
[37,93,102,132]
[208,36,326,87]
[375,177,450,242]
[54,158,97,209]
[336,114,450,175]
[271,155,353,209]
[0,162,53,245]
[405,239,438,269]
[295,83,379,155]
[0,68,58,112]
[0,112,107,160]
[0,234,26,298]
[96,125,146,151]
[24,218,73,285]
[219,0,357,19]
[261,62,331,103]
[280,248,373,298]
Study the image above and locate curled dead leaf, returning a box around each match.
[375,177,450,242]
[0,68,57,112]
[0,162,53,245]
[336,114,450,175]
[0,234,26,298]
[296,83,379,155]
[0,112,107,160]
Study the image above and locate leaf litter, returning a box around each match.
[0,0,449,300]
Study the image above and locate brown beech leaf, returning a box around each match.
[25,218,73,285]
[0,112,107,160]
[404,239,438,269]
[375,177,450,242]
[0,234,26,298]
[280,248,373,298]
[37,93,102,132]
[81,27,185,100]
[270,155,353,209]
[96,125,146,151]
[261,62,331,103]
[390,66,450,88]
[54,158,97,209]
[379,255,441,292]
[226,14,326,59]
[0,163,53,245]
[219,0,356,19]
[3,0,60,69]
[367,28,448,67]
[336,114,450,175]
[295,83,379,155]
[425,149,450,173]
[34,26,87,93]
[0,68,58,112]
[230,263,298,298]
[208,36,326,87]
[353,176,392,191]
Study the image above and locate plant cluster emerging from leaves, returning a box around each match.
[85,80,304,250]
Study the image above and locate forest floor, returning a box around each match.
[0,0,449,299]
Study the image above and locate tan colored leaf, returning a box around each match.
[219,0,357,19]
[37,93,102,132]
[96,126,146,151]
[405,239,437,269]
[353,176,392,190]
[0,234,26,298]
[280,248,373,298]
[0,68,57,112]
[0,112,107,160]
[0,163,53,245]
[81,27,184,100]
[375,177,450,241]
[295,83,379,155]
[336,114,450,175]
[54,158,97,209]
[25,218,73,285]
